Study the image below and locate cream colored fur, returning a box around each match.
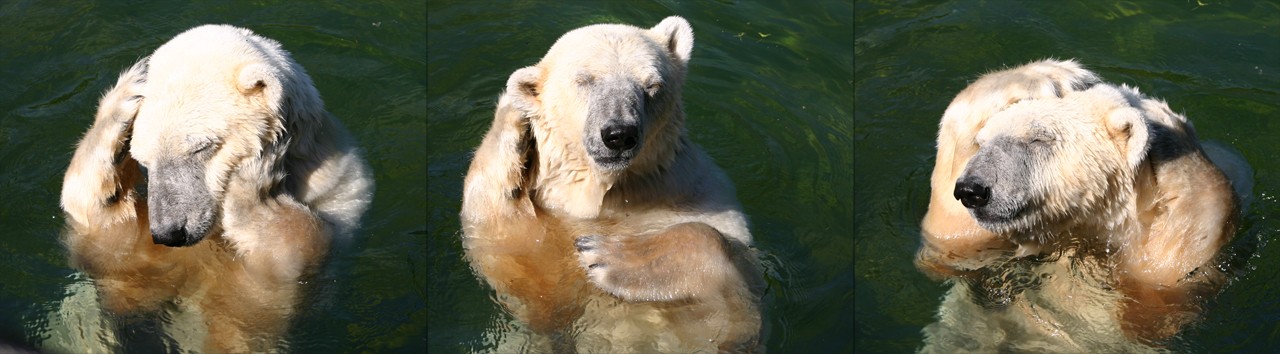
[461,16,764,353]
[59,24,372,353]
[918,59,1249,345]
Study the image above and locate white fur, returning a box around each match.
[58,24,373,353]
[460,16,763,353]
[919,59,1250,347]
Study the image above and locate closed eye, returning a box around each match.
[1029,134,1055,146]
[643,83,663,109]
[646,83,662,96]
[575,72,594,86]
[188,139,219,156]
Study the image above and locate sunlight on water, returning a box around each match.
[857,1,1280,352]
[0,2,426,353]
[430,1,852,353]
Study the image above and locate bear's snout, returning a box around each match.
[146,159,217,248]
[954,179,991,208]
[151,223,194,247]
[601,124,638,151]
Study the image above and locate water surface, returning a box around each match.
[856,1,1280,352]
[0,2,426,352]
[428,1,854,352]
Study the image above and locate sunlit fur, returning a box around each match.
[917,59,1251,345]
[460,16,764,353]
[60,24,373,353]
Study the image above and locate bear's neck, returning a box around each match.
[526,132,604,218]
[601,136,696,208]
[530,130,691,220]
[1006,168,1143,259]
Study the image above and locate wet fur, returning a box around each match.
[60,25,372,353]
[917,59,1249,344]
[461,16,763,353]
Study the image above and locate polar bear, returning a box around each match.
[59,24,373,352]
[460,16,764,353]
[916,59,1251,348]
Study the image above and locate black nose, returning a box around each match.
[601,124,638,151]
[954,180,991,208]
[151,225,190,247]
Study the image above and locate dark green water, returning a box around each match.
[428,1,853,353]
[8,0,1276,353]
[857,1,1280,353]
[0,1,426,353]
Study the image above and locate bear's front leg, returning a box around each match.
[60,60,180,315]
[210,182,330,352]
[460,85,536,225]
[220,170,331,284]
[1115,280,1201,345]
[62,60,148,233]
[201,259,300,354]
[575,222,745,302]
[1114,249,1221,344]
[916,210,1016,281]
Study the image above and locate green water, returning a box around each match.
[856,1,1280,352]
[0,1,425,352]
[427,1,853,353]
[10,0,1275,353]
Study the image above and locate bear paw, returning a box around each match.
[573,233,711,302]
[574,235,609,282]
[576,234,655,300]
[97,60,147,128]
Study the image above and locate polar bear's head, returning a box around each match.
[953,84,1151,234]
[128,24,324,247]
[503,16,694,177]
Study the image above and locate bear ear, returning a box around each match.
[650,16,694,66]
[237,63,285,106]
[505,66,543,114]
[236,62,293,183]
[1105,107,1150,171]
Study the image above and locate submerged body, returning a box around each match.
[59,24,372,352]
[917,59,1251,348]
[460,16,764,353]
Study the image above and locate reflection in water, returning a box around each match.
[462,251,792,353]
[918,233,1259,354]
[40,274,209,353]
[2,2,424,352]
[856,0,1279,350]
[41,277,120,353]
[436,3,852,353]
[921,252,1153,353]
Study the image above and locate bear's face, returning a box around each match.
[506,17,694,177]
[131,73,267,247]
[954,85,1149,235]
[129,25,300,247]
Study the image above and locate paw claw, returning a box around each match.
[575,236,607,281]
[575,236,597,252]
